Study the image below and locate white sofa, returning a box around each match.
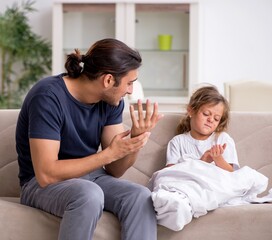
[1,109,272,240]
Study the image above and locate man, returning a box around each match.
[16,38,163,240]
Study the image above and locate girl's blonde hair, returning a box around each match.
[176,85,230,135]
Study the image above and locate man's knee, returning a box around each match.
[66,179,104,211]
[128,184,152,205]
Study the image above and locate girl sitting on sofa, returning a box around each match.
[149,85,246,231]
[166,85,239,171]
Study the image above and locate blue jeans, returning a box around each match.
[20,168,157,240]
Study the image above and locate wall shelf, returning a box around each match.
[52,0,200,112]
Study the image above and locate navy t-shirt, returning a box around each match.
[16,74,124,187]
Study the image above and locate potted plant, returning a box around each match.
[0,0,51,108]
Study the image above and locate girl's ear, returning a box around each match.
[103,74,115,88]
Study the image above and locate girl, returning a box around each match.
[150,86,268,232]
[166,85,239,171]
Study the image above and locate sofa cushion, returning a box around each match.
[0,123,20,197]
[0,198,60,240]
[0,197,122,240]
[157,204,272,240]
[227,112,272,195]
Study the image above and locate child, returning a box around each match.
[149,85,244,231]
[166,85,239,171]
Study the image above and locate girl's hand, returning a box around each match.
[209,143,226,161]
[201,150,214,163]
[201,143,226,163]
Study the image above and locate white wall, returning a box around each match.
[1,0,272,94]
[198,0,272,92]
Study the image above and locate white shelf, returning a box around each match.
[53,0,200,108]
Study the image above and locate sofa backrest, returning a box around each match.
[0,109,21,197]
[1,110,272,197]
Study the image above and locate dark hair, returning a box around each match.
[64,38,142,86]
[176,85,230,134]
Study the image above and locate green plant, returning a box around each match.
[0,0,51,108]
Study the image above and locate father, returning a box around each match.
[16,38,163,240]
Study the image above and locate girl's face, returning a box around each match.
[188,103,224,140]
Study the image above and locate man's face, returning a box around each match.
[103,69,138,106]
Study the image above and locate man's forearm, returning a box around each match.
[104,151,139,178]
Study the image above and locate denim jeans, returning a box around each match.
[20,168,157,240]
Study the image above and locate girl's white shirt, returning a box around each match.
[166,132,240,170]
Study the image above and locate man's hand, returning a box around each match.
[107,130,151,162]
[104,129,151,178]
[104,99,163,177]
[129,99,164,138]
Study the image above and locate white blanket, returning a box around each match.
[149,159,272,231]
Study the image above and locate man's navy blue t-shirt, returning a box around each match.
[16,74,124,187]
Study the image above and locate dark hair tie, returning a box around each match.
[80,54,85,63]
